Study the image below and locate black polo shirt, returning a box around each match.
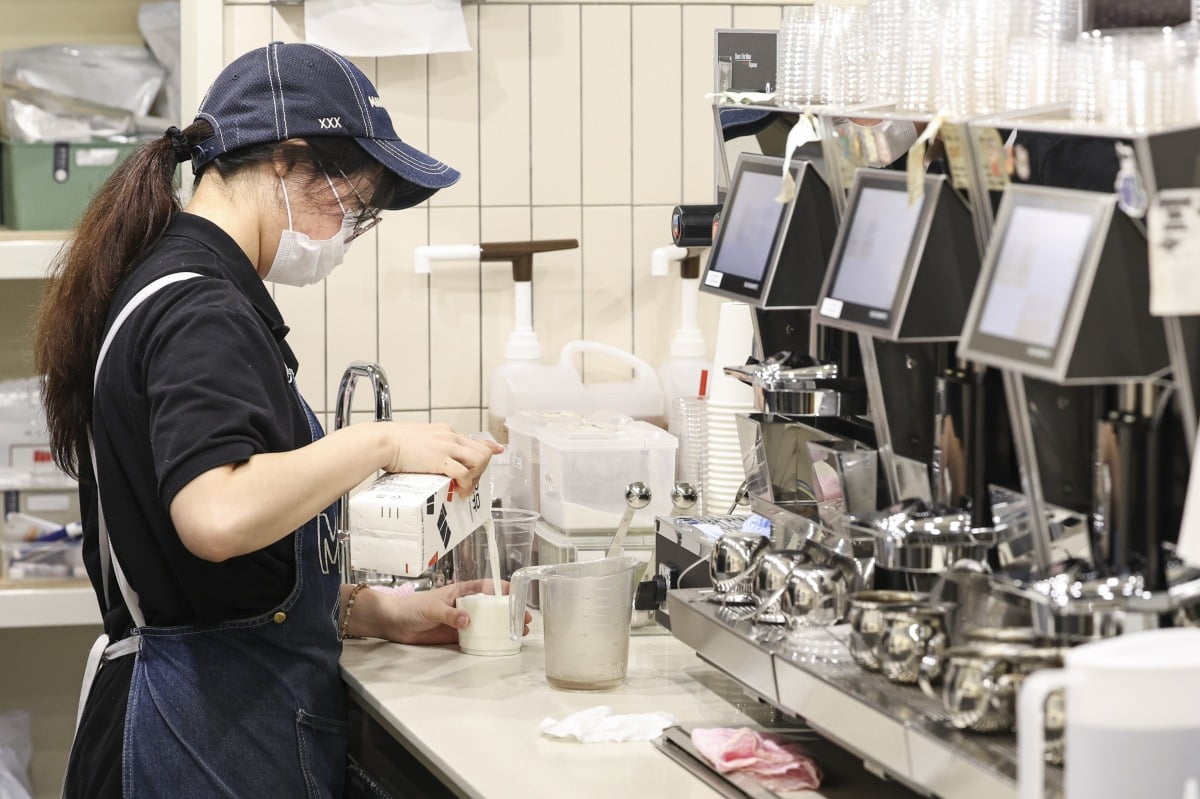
[67,213,321,799]
[83,211,312,636]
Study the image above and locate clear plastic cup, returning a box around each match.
[453,508,539,656]
[452,508,538,583]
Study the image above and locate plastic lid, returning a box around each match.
[536,419,678,450]
[505,410,583,435]
[1068,627,1200,670]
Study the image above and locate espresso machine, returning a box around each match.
[956,111,1200,641]
[664,102,1200,799]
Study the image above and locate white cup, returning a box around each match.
[456,593,521,656]
[709,302,756,406]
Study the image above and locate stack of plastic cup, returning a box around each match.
[901,0,942,112]
[704,302,756,516]
[669,396,707,511]
[867,0,906,104]
[777,6,821,106]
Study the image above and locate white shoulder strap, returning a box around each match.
[90,272,202,628]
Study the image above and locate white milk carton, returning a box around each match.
[348,473,491,577]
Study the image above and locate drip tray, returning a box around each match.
[654,725,923,798]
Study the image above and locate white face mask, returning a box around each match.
[265,175,356,287]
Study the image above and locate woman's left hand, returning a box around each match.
[376,580,532,646]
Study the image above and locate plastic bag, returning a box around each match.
[138,1,181,124]
[0,710,33,799]
[0,83,138,142]
[1,44,164,117]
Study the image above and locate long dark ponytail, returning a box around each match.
[33,122,210,478]
[34,119,409,478]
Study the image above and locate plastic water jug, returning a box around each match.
[488,340,665,439]
[1018,627,1200,799]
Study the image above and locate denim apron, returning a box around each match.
[79,273,347,798]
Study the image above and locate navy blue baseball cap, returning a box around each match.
[191,41,458,209]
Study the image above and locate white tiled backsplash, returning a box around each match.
[223,2,784,432]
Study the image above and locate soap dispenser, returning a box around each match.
[416,239,666,442]
[650,245,712,408]
[415,239,583,441]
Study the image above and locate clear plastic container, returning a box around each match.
[534,522,654,567]
[536,419,677,533]
[504,411,582,513]
[1,539,85,582]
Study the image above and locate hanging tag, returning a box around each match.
[973,127,1009,192]
[1148,188,1200,316]
[830,121,864,192]
[905,115,944,206]
[939,122,970,190]
[1114,142,1149,219]
[776,114,819,204]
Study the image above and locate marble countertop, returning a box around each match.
[340,618,919,799]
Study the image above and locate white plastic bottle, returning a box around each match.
[650,245,712,408]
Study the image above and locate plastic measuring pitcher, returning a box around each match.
[509,557,640,690]
[1018,627,1200,799]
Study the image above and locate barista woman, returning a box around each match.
[34,42,515,797]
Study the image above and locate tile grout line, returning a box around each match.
[425,49,434,420]
[578,4,586,354]
[476,3,485,417]
[628,5,636,364]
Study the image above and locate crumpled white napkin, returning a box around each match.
[539,706,677,744]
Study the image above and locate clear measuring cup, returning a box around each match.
[508,557,640,690]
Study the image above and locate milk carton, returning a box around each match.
[348,473,491,577]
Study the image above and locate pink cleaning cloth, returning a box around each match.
[691,727,823,793]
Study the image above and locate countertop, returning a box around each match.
[340,617,920,799]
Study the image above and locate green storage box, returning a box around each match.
[1,138,139,230]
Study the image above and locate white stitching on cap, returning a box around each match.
[369,138,450,175]
[372,140,448,175]
[267,46,281,138]
[274,45,288,138]
[197,112,227,153]
[308,43,371,136]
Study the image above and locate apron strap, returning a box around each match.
[89,271,201,624]
[69,271,202,773]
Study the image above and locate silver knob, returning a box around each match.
[625,481,652,509]
[671,481,699,510]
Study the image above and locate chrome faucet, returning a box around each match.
[333,361,392,584]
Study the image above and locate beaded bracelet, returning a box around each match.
[339,581,371,640]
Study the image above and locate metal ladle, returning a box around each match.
[607,481,651,559]
[727,480,751,515]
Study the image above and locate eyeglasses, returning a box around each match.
[331,169,382,243]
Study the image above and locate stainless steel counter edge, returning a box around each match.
[666,589,1064,799]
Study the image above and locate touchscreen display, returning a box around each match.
[709,168,789,283]
[976,205,1094,349]
[829,186,925,310]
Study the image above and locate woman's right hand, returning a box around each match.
[382,423,503,493]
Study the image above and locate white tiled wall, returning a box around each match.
[220,2,783,432]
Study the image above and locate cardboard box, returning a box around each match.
[1,138,139,230]
[348,473,491,577]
